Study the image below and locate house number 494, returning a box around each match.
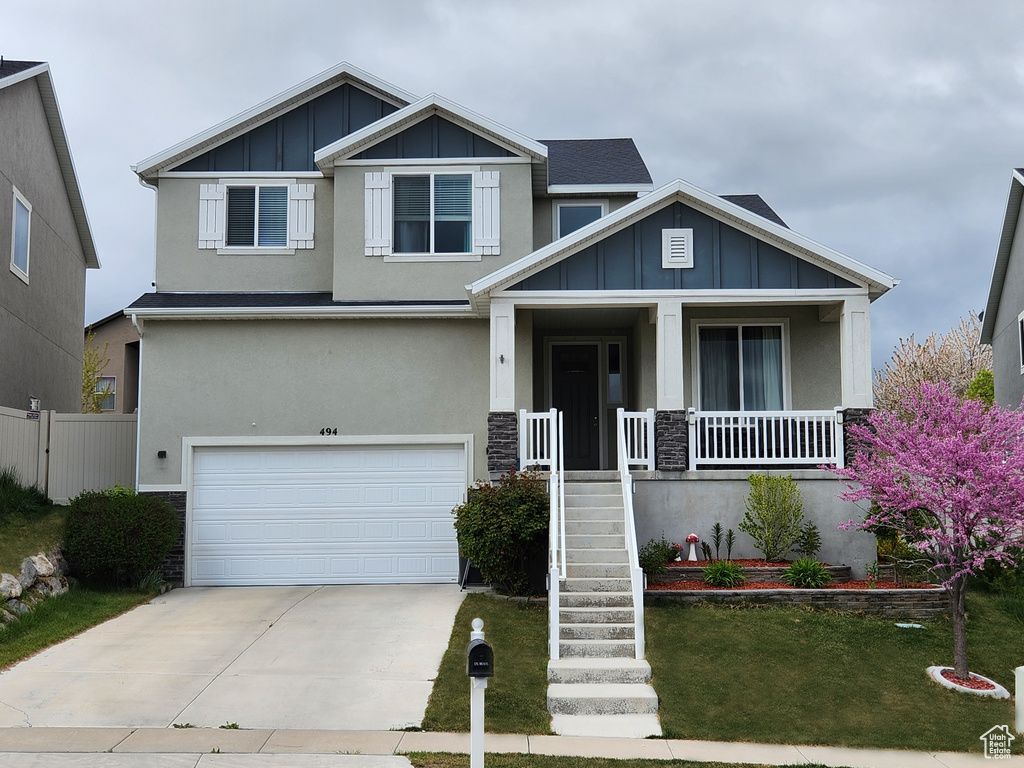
[320,427,338,436]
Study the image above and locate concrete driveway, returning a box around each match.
[0,585,465,730]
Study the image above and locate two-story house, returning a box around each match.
[130,63,895,589]
[0,60,99,414]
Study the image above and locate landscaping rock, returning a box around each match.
[47,549,68,577]
[0,573,22,600]
[21,587,46,606]
[7,600,30,615]
[42,576,68,596]
[19,553,55,589]
[0,608,16,624]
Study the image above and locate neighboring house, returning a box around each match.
[130,63,896,587]
[981,168,1024,409]
[0,60,100,413]
[85,311,141,413]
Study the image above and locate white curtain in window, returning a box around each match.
[742,326,783,411]
[699,327,740,411]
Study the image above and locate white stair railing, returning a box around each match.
[520,408,565,660]
[687,407,845,470]
[619,408,655,470]
[616,408,646,660]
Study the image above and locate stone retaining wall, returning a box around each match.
[654,564,852,583]
[0,551,70,624]
[646,586,947,618]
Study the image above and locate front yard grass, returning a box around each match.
[646,592,1021,754]
[424,591,1019,754]
[0,505,66,574]
[422,592,550,734]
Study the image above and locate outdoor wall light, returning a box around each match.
[28,397,40,413]
[157,450,167,459]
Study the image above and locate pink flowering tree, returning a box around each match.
[833,381,1024,680]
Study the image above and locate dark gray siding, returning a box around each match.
[511,202,856,292]
[172,84,399,173]
[991,204,1024,409]
[353,115,514,159]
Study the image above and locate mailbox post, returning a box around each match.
[466,618,493,768]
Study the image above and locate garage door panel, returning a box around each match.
[190,444,466,586]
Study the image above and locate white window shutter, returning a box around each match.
[198,184,225,249]
[287,183,315,249]
[364,172,392,256]
[472,171,500,256]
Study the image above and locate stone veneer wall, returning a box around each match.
[647,587,948,618]
[487,411,518,473]
[655,410,688,471]
[841,407,873,467]
[143,491,187,585]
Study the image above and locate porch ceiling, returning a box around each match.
[531,307,641,331]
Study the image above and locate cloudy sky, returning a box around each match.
[5,0,1023,369]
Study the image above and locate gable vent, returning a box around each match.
[662,228,693,269]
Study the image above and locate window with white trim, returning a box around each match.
[198,182,314,251]
[555,202,605,238]
[364,169,500,260]
[697,323,787,411]
[10,188,31,282]
[96,376,116,411]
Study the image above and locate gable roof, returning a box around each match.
[470,178,897,305]
[313,93,548,172]
[541,139,653,193]
[1,60,99,269]
[720,194,787,228]
[133,62,416,180]
[980,168,1024,344]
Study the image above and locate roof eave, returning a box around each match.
[132,62,417,180]
[981,169,1024,344]
[547,183,655,195]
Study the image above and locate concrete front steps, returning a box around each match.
[547,476,661,739]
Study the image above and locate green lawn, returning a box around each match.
[646,593,1020,754]
[422,593,551,734]
[407,754,833,768]
[424,591,1021,755]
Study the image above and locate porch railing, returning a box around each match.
[520,408,566,660]
[687,407,845,470]
[619,408,655,471]
[616,408,646,659]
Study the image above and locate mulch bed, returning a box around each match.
[648,579,938,591]
[940,669,997,691]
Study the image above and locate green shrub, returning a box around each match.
[794,521,822,559]
[965,369,995,406]
[783,557,833,588]
[452,469,548,596]
[739,474,804,561]
[63,487,179,586]
[0,467,50,521]
[702,560,746,587]
[877,531,933,585]
[638,536,676,577]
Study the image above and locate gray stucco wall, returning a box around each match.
[991,203,1024,409]
[634,471,875,578]
[138,317,492,486]
[0,77,87,413]
[331,163,534,301]
[153,177,335,292]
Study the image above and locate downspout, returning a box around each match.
[130,313,143,491]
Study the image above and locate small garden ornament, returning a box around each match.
[686,533,700,562]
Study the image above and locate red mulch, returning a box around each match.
[648,579,938,591]
[940,668,996,690]
[668,559,795,567]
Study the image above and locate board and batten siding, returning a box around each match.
[0,406,137,502]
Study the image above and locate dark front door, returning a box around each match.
[551,344,601,470]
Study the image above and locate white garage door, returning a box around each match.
[189,443,466,586]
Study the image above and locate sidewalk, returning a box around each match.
[0,728,1018,767]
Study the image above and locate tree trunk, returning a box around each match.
[949,575,969,679]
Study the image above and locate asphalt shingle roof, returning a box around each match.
[719,194,788,228]
[541,138,652,187]
[0,59,44,80]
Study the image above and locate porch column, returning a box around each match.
[840,294,872,408]
[655,301,688,471]
[488,300,518,472]
[656,301,684,410]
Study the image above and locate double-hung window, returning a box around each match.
[10,188,31,282]
[393,173,472,255]
[95,376,116,411]
[226,185,288,247]
[697,323,786,411]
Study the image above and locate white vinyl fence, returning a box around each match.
[0,405,137,504]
